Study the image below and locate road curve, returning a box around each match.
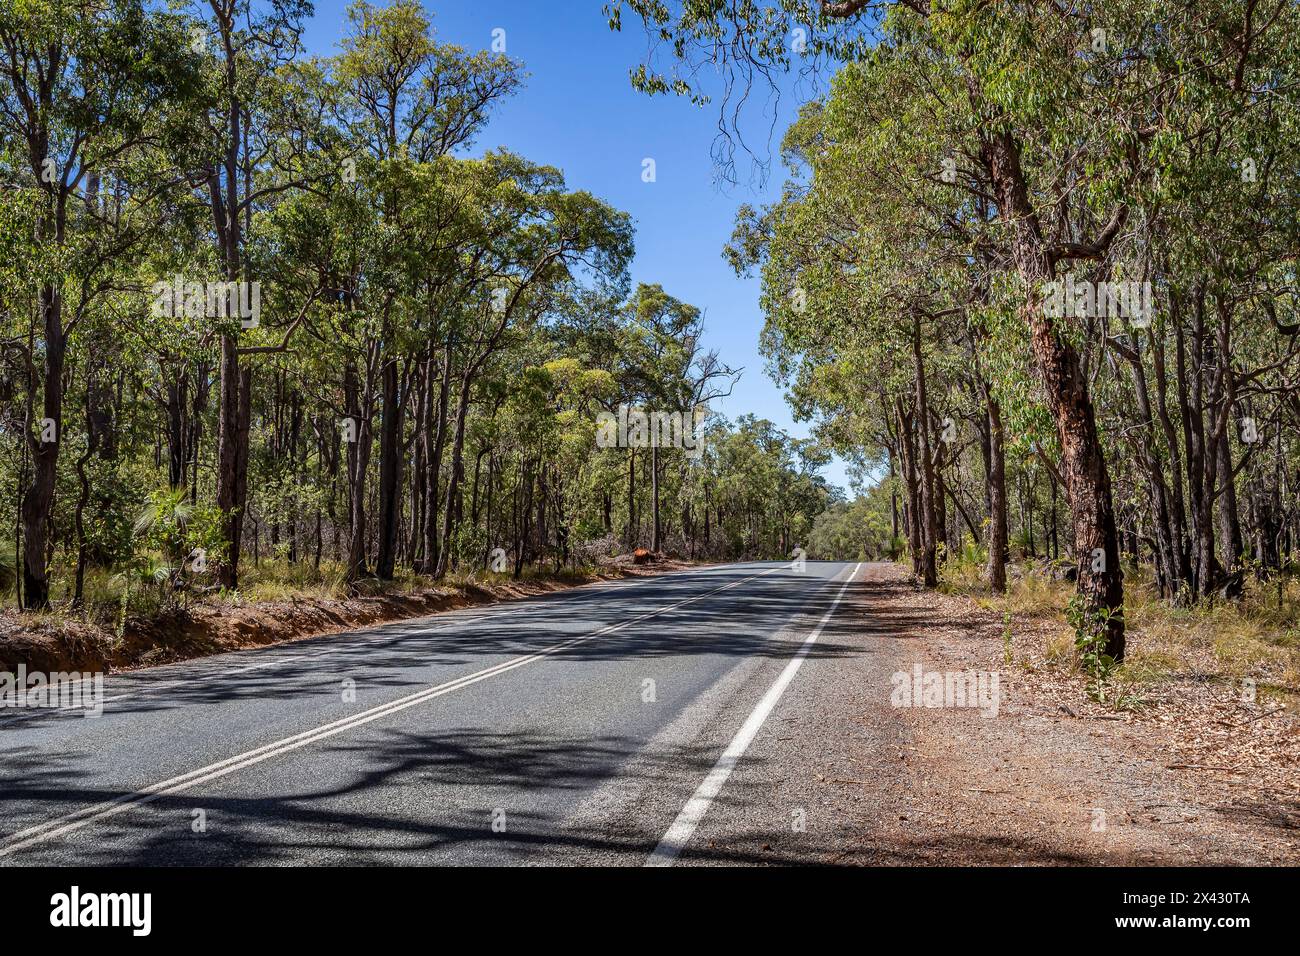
[0,561,863,866]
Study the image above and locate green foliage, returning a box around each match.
[0,541,15,596]
[806,490,895,561]
[1067,595,1130,706]
[132,487,226,572]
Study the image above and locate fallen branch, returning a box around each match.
[1235,705,1287,726]
[1165,763,1243,772]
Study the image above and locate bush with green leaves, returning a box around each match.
[131,487,227,579]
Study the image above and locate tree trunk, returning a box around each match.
[982,128,1124,659]
[1214,310,1243,576]
[434,375,472,578]
[986,396,1008,592]
[420,342,452,573]
[375,355,403,579]
[1150,304,1193,599]
[651,443,661,551]
[21,286,64,609]
[344,361,373,583]
[896,398,923,581]
[912,318,938,587]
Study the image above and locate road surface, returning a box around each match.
[0,561,871,866]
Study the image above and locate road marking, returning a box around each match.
[0,562,747,721]
[0,565,784,859]
[645,561,862,866]
[96,654,312,706]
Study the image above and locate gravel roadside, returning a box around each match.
[679,562,1297,865]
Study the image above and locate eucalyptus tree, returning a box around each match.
[705,415,831,558]
[495,354,615,572]
[332,0,521,580]
[255,142,387,582]
[0,0,199,607]
[177,0,318,589]
[428,153,634,578]
[1114,7,1300,600]
[613,283,737,551]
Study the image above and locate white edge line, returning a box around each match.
[645,561,863,866]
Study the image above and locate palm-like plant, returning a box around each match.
[132,487,196,562]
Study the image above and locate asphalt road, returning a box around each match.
[0,560,866,866]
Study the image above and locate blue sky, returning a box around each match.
[301,0,851,493]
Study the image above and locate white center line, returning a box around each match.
[645,561,862,866]
[0,565,785,859]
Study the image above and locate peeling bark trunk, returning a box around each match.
[982,129,1124,659]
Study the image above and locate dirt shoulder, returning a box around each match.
[827,563,1297,865]
[0,554,702,676]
